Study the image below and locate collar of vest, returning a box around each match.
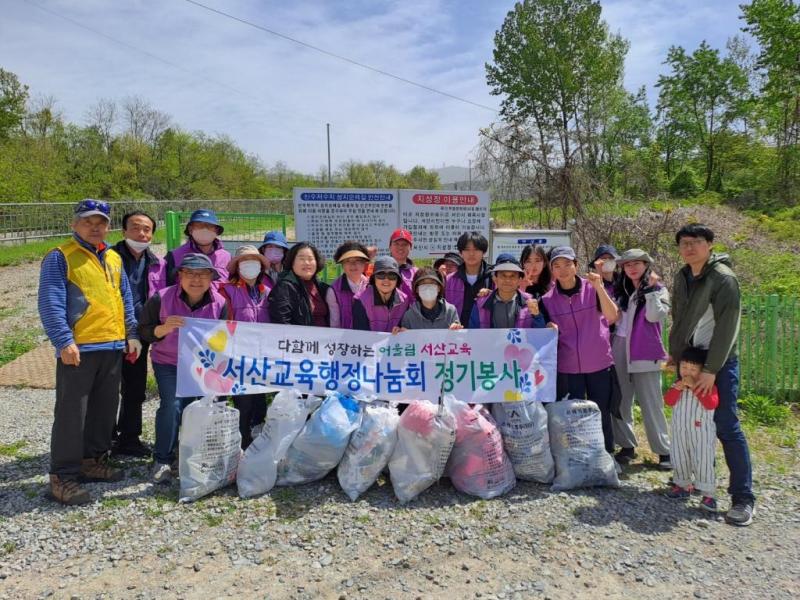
[72,233,107,256]
[179,288,215,309]
[371,286,403,308]
[484,289,525,311]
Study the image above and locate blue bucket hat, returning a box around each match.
[258,230,289,251]
[178,253,220,280]
[185,209,224,235]
[491,253,525,274]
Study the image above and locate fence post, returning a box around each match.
[165,211,180,251]
[765,294,780,393]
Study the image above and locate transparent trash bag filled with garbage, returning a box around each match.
[276,391,362,486]
[546,399,619,491]
[446,397,516,499]
[337,400,400,501]
[237,390,320,498]
[492,399,554,483]
[388,398,456,504]
[178,396,242,502]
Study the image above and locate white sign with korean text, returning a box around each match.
[490,229,572,262]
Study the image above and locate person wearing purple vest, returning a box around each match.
[329,241,370,329]
[111,211,165,458]
[258,230,289,290]
[445,231,495,325]
[592,244,621,300]
[352,256,409,332]
[611,249,672,470]
[468,254,546,329]
[389,228,417,297]
[221,245,271,449]
[541,246,619,454]
[164,209,231,287]
[138,253,229,484]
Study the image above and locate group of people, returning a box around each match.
[38,200,755,528]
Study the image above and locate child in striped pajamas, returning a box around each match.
[663,347,720,512]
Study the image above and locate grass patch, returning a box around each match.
[467,500,488,520]
[143,506,164,518]
[0,326,41,367]
[354,514,371,524]
[0,439,29,458]
[1,541,17,556]
[94,518,116,531]
[100,497,131,509]
[740,394,792,427]
[0,307,21,319]
[201,513,224,527]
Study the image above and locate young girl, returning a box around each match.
[611,249,672,469]
[663,346,720,512]
[519,244,553,299]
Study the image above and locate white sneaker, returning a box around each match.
[152,462,172,484]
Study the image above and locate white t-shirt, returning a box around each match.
[466,274,479,285]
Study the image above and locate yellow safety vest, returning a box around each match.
[57,238,126,344]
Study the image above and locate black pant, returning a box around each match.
[233,393,267,449]
[115,343,149,442]
[556,368,615,454]
[51,350,122,478]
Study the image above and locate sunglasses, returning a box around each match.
[75,200,111,215]
[374,272,399,281]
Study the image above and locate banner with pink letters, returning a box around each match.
[176,319,557,404]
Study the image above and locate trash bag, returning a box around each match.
[446,398,516,499]
[546,399,620,491]
[276,392,362,486]
[178,396,242,502]
[237,390,317,498]
[492,400,554,483]
[337,401,400,501]
[388,398,456,504]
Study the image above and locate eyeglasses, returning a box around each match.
[375,272,399,281]
[74,200,110,215]
[678,239,707,249]
[180,270,213,279]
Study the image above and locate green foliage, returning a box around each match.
[0,326,41,367]
[729,248,800,294]
[740,393,791,426]
[336,160,439,189]
[0,68,28,140]
[669,167,700,197]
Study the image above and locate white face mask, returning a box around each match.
[125,238,150,253]
[238,261,262,280]
[192,229,217,246]
[263,247,284,264]
[601,259,617,273]
[418,284,439,303]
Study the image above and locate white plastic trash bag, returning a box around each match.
[546,399,620,491]
[492,400,554,483]
[237,390,316,498]
[276,392,361,486]
[178,396,242,502]
[388,398,456,504]
[337,401,400,501]
[446,398,516,499]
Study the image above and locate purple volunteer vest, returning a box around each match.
[627,292,668,362]
[354,287,409,332]
[331,274,368,329]
[222,281,270,324]
[150,285,227,366]
[398,263,417,297]
[147,259,166,297]
[541,278,613,374]
[444,272,466,319]
[474,291,534,329]
[170,240,231,283]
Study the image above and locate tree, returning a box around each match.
[0,68,28,139]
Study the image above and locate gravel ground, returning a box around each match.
[1,387,798,600]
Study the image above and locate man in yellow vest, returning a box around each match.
[38,199,141,505]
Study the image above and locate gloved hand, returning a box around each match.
[126,338,143,361]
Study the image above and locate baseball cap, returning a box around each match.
[491,253,524,274]
[390,228,413,245]
[593,244,620,262]
[74,199,111,221]
[549,246,577,263]
[434,252,463,271]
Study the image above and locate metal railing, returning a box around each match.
[0,199,293,243]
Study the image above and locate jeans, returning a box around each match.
[714,357,755,505]
[152,362,197,465]
[556,368,615,454]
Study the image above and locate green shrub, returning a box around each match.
[739,394,791,426]
[669,167,700,198]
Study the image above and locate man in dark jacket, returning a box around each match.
[669,224,755,527]
[111,211,164,457]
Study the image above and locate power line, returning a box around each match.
[181,0,499,114]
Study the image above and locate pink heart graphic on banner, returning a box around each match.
[195,367,202,376]
[534,369,545,386]
[226,321,237,335]
[204,362,234,394]
[504,345,533,371]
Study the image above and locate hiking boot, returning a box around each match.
[80,454,124,482]
[111,437,152,458]
[657,455,673,470]
[725,502,754,527]
[152,462,172,484]
[665,484,691,499]
[49,475,90,505]
[700,496,718,513]
[614,447,636,465]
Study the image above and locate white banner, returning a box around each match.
[177,319,557,404]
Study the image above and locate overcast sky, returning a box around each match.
[1,0,748,173]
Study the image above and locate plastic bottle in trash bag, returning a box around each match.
[337,401,400,501]
[546,398,620,491]
[492,399,554,483]
[388,397,456,503]
[237,390,318,498]
[276,392,362,486]
[446,397,516,499]
[178,396,242,502]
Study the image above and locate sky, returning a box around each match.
[1,0,749,174]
